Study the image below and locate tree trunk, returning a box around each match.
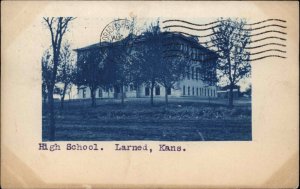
[150,81,155,106]
[228,84,234,108]
[47,87,55,141]
[60,83,68,109]
[121,84,124,105]
[90,87,96,107]
[136,85,139,98]
[165,86,168,105]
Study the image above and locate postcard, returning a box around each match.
[1,1,299,188]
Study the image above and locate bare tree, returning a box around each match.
[210,18,251,107]
[56,42,75,109]
[41,49,52,104]
[43,17,75,141]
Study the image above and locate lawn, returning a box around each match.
[42,98,252,141]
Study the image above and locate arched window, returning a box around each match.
[191,68,194,80]
[187,66,190,80]
[99,88,103,98]
[155,86,160,96]
[145,87,150,96]
[167,87,171,95]
[83,88,86,98]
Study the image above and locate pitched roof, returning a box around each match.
[74,31,217,56]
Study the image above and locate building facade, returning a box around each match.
[73,32,218,100]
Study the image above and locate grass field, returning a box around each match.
[42,97,252,141]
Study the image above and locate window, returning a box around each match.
[145,87,150,96]
[187,67,190,80]
[167,87,171,95]
[213,90,216,97]
[204,88,206,96]
[197,88,199,96]
[183,86,186,95]
[191,68,194,80]
[188,86,190,96]
[98,88,103,98]
[192,87,195,96]
[83,88,86,98]
[115,86,120,93]
[130,84,134,91]
[155,86,160,96]
[196,68,200,80]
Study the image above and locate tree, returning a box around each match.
[56,42,75,109]
[138,22,163,106]
[210,18,251,107]
[105,17,141,105]
[244,84,252,97]
[75,48,108,107]
[43,17,75,141]
[157,55,186,105]
[41,49,52,104]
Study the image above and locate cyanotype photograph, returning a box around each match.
[42,17,286,141]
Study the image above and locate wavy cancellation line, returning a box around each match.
[195,36,286,45]
[163,31,216,38]
[248,55,286,61]
[244,43,286,49]
[162,18,286,27]
[163,24,286,32]
[162,19,220,27]
[250,36,286,43]
[204,36,286,46]
[163,43,287,56]
[249,49,286,55]
[163,42,218,53]
[165,30,287,39]
[245,19,286,26]
[163,48,286,58]
[163,54,219,63]
[163,25,219,31]
[163,53,286,62]
[163,49,218,56]
[202,42,286,49]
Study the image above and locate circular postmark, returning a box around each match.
[100,19,133,44]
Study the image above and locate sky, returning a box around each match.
[41,17,251,92]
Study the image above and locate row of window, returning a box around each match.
[170,43,208,60]
[182,86,216,97]
[80,85,137,99]
[184,67,202,81]
[144,86,171,96]
[80,86,215,98]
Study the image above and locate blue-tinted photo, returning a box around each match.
[41,17,286,141]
